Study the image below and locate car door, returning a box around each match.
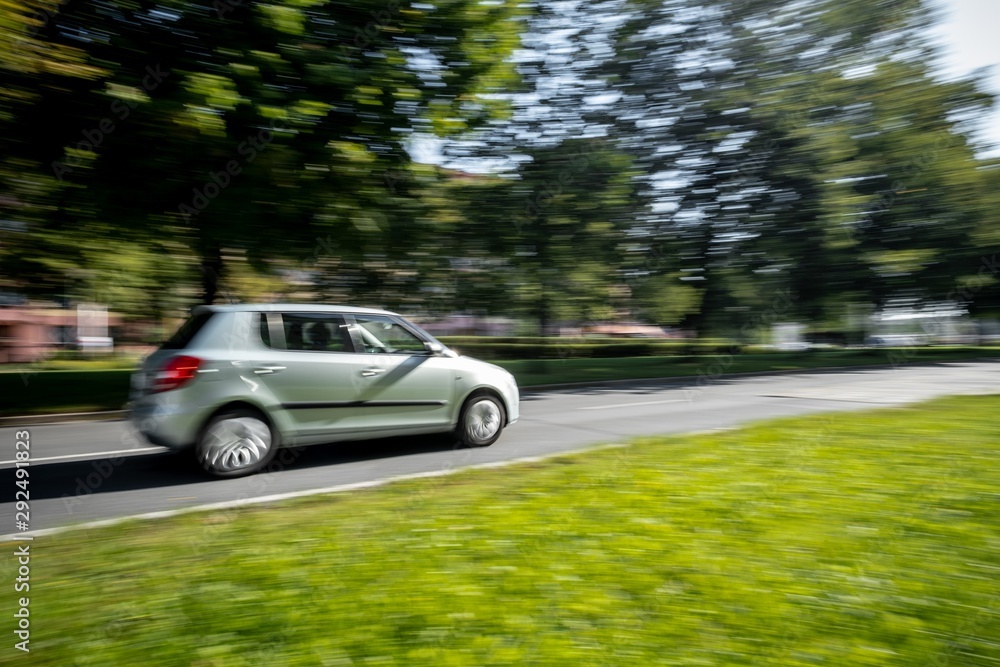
[251,311,371,442]
[344,313,457,434]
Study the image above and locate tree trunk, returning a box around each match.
[200,242,223,304]
[537,292,551,336]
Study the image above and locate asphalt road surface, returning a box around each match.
[2,361,997,536]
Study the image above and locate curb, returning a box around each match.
[0,410,126,428]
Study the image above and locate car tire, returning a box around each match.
[197,408,279,478]
[456,394,506,448]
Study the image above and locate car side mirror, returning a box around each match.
[423,341,444,355]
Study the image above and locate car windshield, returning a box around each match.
[353,315,428,354]
[402,320,444,346]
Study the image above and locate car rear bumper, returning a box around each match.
[128,396,204,451]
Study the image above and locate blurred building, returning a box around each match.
[0,305,122,363]
[868,307,974,346]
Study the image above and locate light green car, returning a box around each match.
[129,304,519,478]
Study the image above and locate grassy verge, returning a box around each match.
[17,395,1000,665]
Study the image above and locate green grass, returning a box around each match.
[16,395,1000,665]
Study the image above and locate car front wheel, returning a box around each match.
[457,395,506,448]
[197,409,278,478]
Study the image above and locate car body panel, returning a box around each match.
[128,305,519,454]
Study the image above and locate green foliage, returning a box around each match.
[0,0,997,337]
[429,138,638,326]
[631,274,703,325]
[0,369,132,415]
[0,0,524,304]
[597,0,994,331]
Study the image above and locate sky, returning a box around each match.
[932,0,1000,156]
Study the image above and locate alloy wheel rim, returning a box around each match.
[200,417,271,472]
[466,400,501,443]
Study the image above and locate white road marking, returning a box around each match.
[578,398,686,411]
[0,446,164,466]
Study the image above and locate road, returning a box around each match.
[2,361,997,536]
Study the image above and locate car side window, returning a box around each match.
[281,313,353,352]
[352,315,427,354]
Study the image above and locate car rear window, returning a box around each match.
[160,311,214,350]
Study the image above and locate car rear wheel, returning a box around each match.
[197,409,278,478]
[457,395,505,448]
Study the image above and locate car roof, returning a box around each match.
[193,303,397,316]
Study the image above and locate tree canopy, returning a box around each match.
[1,0,996,336]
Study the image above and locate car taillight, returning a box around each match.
[152,355,202,393]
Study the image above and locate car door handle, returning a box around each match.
[361,367,387,377]
[253,365,287,375]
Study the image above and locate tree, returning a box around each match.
[506,138,636,331]
[597,0,994,334]
[431,2,638,329]
[0,0,523,304]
